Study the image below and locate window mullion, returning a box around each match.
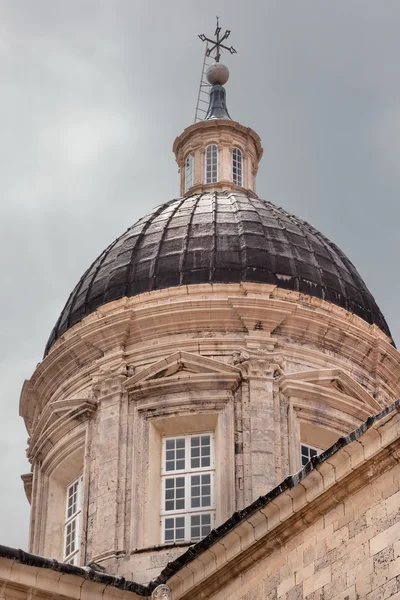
[185,472,190,517]
[185,472,190,541]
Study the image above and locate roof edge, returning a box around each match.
[0,545,150,597]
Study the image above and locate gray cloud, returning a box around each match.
[1,0,399,548]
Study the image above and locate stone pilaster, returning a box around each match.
[235,349,285,500]
[88,372,128,562]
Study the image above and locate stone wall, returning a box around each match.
[165,405,400,600]
[215,464,400,600]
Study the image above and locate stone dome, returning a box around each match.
[45,192,392,354]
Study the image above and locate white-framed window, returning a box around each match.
[161,433,215,544]
[184,154,194,192]
[232,147,243,186]
[301,443,321,467]
[64,475,83,565]
[205,144,219,183]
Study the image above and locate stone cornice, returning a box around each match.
[172,119,263,161]
[21,284,399,422]
[182,180,258,197]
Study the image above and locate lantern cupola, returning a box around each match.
[173,23,263,197]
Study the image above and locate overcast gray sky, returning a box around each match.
[1,0,400,549]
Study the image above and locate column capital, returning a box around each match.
[92,372,127,400]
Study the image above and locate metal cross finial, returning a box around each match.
[198,17,237,63]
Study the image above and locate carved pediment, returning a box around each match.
[27,395,97,462]
[124,351,241,398]
[280,368,381,421]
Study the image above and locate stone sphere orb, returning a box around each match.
[206,62,229,86]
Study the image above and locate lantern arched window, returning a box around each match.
[184,154,194,192]
[205,144,219,184]
[232,147,243,187]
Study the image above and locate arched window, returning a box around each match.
[185,154,194,192]
[205,144,219,183]
[232,147,243,186]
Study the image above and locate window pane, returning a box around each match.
[164,477,186,511]
[191,473,212,509]
[190,435,211,468]
[164,516,186,543]
[190,513,212,542]
[301,444,320,467]
[164,438,186,471]
[67,480,79,518]
[65,520,76,557]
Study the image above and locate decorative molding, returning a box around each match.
[229,296,293,336]
[92,374,127,399]
[125,351,241,399]
[137,393,231,418]
[19,379,38,434]
[232,348,285,380]
[24,285,397,411]
[27,398,96,462]
[280,368,381,422]
[291,402,359,437]
[21,473,33,504]
[281,368,381,410]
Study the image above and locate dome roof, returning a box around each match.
[45,192,392,354]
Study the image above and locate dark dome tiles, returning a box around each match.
[44,192,392,354]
